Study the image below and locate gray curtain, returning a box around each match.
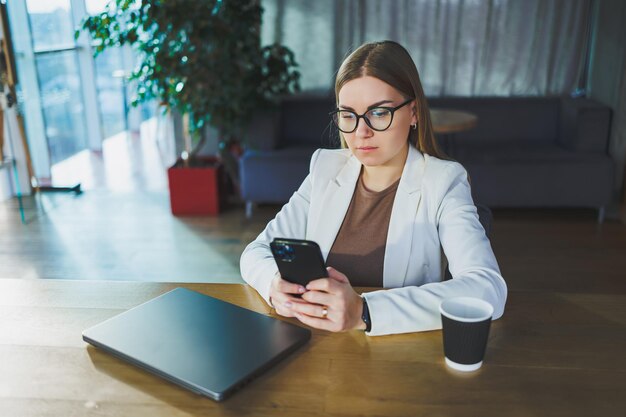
[262,0,592,96]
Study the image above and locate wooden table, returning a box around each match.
[1,279,625,416]
[430,109,478,156]
[430,109,477,134]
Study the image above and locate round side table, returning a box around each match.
[430,109,478,155]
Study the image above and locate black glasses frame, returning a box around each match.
[330,98,414,133]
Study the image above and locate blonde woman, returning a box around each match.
[240,41,507,336]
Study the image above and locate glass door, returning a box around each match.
[7,0,101,184]
[26,0,91,170]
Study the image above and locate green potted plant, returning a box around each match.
[78,0,300,215]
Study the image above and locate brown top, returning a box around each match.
[326,172,400,287]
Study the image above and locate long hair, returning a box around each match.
[334,40,446,159]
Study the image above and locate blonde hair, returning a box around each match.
[334,40,446,159]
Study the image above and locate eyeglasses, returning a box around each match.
[330,98,413,133]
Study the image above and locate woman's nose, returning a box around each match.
[355,117,373,137]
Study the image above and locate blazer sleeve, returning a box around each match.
[239,149,321,304]
[363,163,508,336]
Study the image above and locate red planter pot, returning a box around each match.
[167,157,223,216]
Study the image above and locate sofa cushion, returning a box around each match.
[245,110,280,151]
[452,141,607,164]
[239,146,318,203]
[279,93,336,148]
[453,142,614,207]
[558,98,612,152]
[429,97,560,144]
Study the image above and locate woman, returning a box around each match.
[240,40,507,336]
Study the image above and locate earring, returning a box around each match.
[411,123,417,130]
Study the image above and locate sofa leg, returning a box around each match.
[597,206,606,224]
[245,201,254,219]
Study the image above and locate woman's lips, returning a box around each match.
[357,146,378,152]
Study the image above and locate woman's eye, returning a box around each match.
[369,109,389,118]
[340,113,355,119]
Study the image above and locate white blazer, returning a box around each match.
[240,145,507,336]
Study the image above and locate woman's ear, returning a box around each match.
[411,101,418,125]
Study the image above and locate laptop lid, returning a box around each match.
[82,287,310,401]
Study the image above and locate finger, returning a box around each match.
[293,312,335,331]
[271,293,310,310]
[289,301,329,318]
[275,278,307,295]
[273,295,312,317]
[326,266,350,283]
[306,278,335,293]
[273,306,296,318]
[270,295,294,317]
[301,290,333,306]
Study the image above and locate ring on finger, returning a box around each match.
[321,306,328,318]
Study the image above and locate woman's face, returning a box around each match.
[337,76,416,168]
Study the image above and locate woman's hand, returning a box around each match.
[291,267,366,332]
[268,273,310,318]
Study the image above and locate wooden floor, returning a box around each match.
[1,132,625,295]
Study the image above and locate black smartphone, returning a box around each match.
[270,238,328,287]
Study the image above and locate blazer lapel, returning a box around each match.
[309,155,361,260]
[383,146,425,288]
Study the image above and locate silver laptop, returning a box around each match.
[82,287,310,401]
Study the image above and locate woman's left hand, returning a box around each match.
[290,266,366,332]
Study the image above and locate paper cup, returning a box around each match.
[440,297,494,372]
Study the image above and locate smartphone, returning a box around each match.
[270,238,328,287]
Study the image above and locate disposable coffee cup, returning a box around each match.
[439,297,494,372]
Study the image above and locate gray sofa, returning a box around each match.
[240,93,337,217]
[240,93,613,221]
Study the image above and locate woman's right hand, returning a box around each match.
[269,273,309,318]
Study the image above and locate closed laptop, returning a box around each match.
[83,287,311,401]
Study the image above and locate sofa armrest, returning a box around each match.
[243,110,280,151]
[559,98,612,152]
